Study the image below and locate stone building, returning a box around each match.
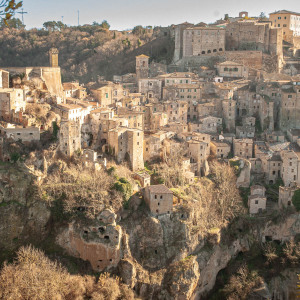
[136,54,149,81]
[225,20,283,55]
[217,61,249,78]
[210,140,231,158]
[134,171,151,187]
[63,82,87,99]
[138,78,162,100]
[164,100,188,123]
[222,99,236,132]
[0,69,9,89]
[279,86,300,131]
[182,27,225,57]
[0,124,40,142]
[269,10,300,43]
[144,185,173,216]
[0,88,25,121]
[248,185,267,215]
[59,121,81,157]
[108,127,144,171]
[259,97,274,131]
[233,138,253,159]
[173,22,194,61]
[187,139,209,176]
[236,125,255,139]
[261,154,282,185]
[49,48,59,67]
[280,150,299,187]
[278,184,297,208]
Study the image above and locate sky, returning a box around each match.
[20,0,300,30]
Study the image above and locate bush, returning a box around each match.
[292,189,300,211]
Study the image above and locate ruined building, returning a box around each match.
[108,127,144,171]
[59,121,81,156]
[136,54,149,81]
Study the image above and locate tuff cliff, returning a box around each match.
[0,163,50,256]
[0,161,299,299]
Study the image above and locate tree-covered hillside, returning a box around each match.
[0,20,174,82]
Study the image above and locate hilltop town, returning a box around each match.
[0,9,300,299]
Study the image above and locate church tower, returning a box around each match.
[49,48,59,67]
[136,54,149,81]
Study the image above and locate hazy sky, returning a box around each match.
[21,0,300,30]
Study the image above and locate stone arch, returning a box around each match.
[207,50,211,54]
[239,11,248,18]
[213,49,217,52]
[201,51,205,54]
[219,48,223,51]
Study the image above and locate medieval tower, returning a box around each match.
[49,48,59,67]
[136,54,149,81]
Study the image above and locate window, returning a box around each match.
[155,195,157,199]
[137,142,139,145]
[160,195,163,199]
[255,200,258,204]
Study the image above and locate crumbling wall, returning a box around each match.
[225,51,263,69]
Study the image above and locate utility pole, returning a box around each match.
[61,16,64,23]
[17,8,28,25]
[77,10,80,26]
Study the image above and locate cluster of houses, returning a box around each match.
[1,9,300,218]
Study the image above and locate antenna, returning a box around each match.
[61,16,64,23]
[77,10,80,26]
[17,8,28,25]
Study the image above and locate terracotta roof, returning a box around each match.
[270,10,300,16]
[147,185,172,194]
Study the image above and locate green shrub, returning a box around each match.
[292,189,300,211]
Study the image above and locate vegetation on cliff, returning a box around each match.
[38,163,124,219]
[0,21,174,82]
[0,245,135,299]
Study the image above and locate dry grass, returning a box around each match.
[0,245,135,300]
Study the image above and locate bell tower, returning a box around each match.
[49,48,59,67]
[136,54,149,81]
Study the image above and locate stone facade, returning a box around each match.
[217,61,249,78]
[144,185,173,215]
[0,70,9,89]
[49,48,59,67]
[0,124,40,142]
[108,127,144,171]
[269,10,300,43]
[222,100,236,132]
[278,185,297,208]
[233,138,253,159]
[182,27,225,57]
[0,88,25,121]
[59,121,81,157]
[225,20,282,55]
[280,150,299,187]
[248,185,267,214]
[136,54,149,81]
[210,141,231,158]
[138,79,162,100]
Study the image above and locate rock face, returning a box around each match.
[163,256,200,300]
[56,209,122,272]
[0,163,51,251]
[268,269,299,300]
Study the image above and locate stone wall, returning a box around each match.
[225,51,263,69]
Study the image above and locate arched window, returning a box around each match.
[224,67,229,71]
[202,51,205,54]
[207,50,211,53]
[213,49,217,52]
[219,48,223,51]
